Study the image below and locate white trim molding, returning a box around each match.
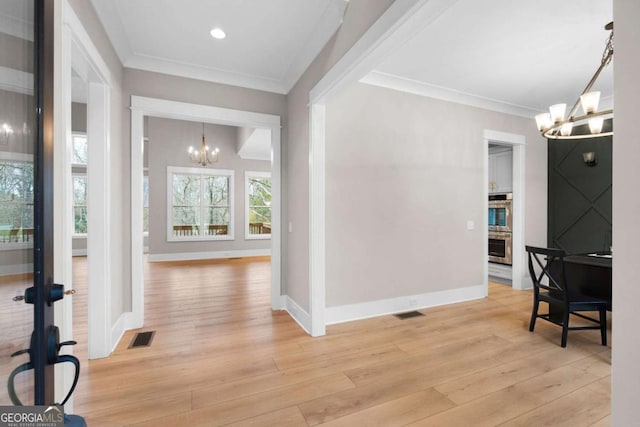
[285,296,312,334]
[0,263,33,276]
[130,96,284,327]
[147,249,271,263]
[244,171,272,240]
[360,70,540,119]
[326,285,486,325]
[0,66,34,95]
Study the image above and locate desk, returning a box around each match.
[550,254,612,310]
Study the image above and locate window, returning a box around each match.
[72,133,88,165]
[0,158,34,247]
[71,133,88,237]
[143,175,149,234]
[245,171,271,239]
[167,166,234,241]
[72,174,87,235]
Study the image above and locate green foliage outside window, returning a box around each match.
[0,161,34,243]
[248,177,271,235]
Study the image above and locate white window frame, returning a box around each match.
[245,171,271,240]
[166,166,234,242]
[71,132,88,167]
[72,173,88,237]
[143,173,149,237]
[0,151,34,251]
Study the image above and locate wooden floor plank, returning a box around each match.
[406,366,602,427]
[224,406,309,427]
[55,258,611,426]
[318,389,455,427]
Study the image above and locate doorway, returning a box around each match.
[129,96,284,331]
[483,130,526,291]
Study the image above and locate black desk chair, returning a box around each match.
[526,246,607,348]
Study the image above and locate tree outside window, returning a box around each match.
[0,160,34,244]
[72,175,87,234]
[245,171,271,239]
[72,134,87,165]
[167,166,233,241]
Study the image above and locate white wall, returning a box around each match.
[285,0,395,312]
[612,0,640,424]
[147,117,270,257]
[325,83,546,309]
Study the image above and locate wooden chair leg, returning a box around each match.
[561,310,569,348]
[600,308,607,346]
[529,299,539,332]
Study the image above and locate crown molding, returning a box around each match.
[360,70,540,119]
[0,12,34,41]
[0,66,33,95]
[90,0,346,94]
[124,54,288,94]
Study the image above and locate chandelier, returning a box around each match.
[188,123,219,166]
[535,22,614,140]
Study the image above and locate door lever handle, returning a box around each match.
[12,295,24,302]
[64,289,76,295]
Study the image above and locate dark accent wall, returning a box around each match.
[548,134,612,254]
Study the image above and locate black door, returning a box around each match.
[1,0,56,405]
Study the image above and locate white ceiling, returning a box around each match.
[89,0,348,94]
[366,0,614,117]
[88,0,614,118]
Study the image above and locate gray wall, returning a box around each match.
[285,0,395,311]
[612,0,640,423]
[147,117,270,256]
[325,83,547,307]
[122,68,286,306]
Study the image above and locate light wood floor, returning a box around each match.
[60,258,613,425]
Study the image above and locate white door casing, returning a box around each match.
[129,96,284,331]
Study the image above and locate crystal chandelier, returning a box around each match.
[188,123,219,166]
[535,22,614,140]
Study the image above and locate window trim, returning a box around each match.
[142,174,149,237]
[245,171,271,240]
[166,166,235,242]
[0,151,34,251]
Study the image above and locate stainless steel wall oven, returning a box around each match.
[488,193,512,232]
[488,231,512,265]
[489,193,512,265]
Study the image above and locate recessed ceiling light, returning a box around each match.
[210,28,226,40]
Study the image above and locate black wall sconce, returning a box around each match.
[583,151,597,167]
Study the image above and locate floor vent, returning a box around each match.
[394,311,424,320]
[129,331,155,349]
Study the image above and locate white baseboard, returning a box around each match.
[284,296,312,334]
[272,295,286,311]
[72,249,87,257]
[325,284,487,325]
[111,312,130,353]
[0,263,33,276]
[147,248,271,262]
